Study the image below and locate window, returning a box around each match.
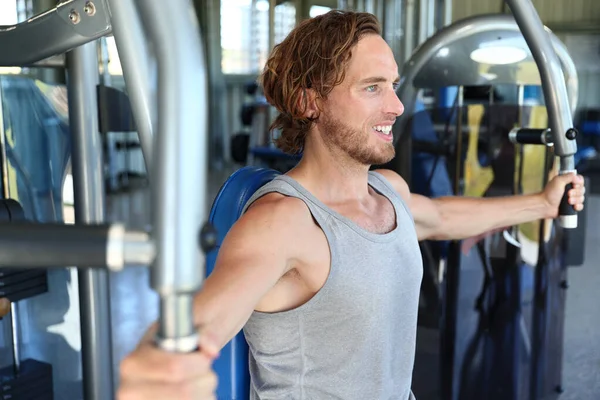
[309,5,331,18]
[0,0,17,25]
[0,0,32,75]
[221,0,296,75]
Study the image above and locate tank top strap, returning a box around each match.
[367,171,415,224]
[242,175,333,229]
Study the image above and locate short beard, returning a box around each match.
[318,112,395,166]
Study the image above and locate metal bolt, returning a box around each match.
[69,10,80,24]
[84,1,96,16]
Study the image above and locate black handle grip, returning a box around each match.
[0,223,110,268]
[559,181,577,228]
[509,128,553,145]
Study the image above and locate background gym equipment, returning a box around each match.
[387,11,585,400]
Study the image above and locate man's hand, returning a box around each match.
[542,173,586,218]
[117,323,220,400]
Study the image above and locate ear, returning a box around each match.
[297,88,320,120]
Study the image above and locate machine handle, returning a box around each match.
[505,0,578,229]
[508,128,553,145]
[558,171,578,229]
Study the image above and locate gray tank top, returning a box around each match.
[242,171,423,400]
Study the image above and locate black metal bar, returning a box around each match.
[0,0,111,67]
[0,223,110,268]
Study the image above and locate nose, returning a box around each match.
[385,89,404,117]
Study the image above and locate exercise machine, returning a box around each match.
[387,6,583,400]
[0,0,208,398]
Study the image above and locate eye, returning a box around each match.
[366,85,378,93]
[392,82,400,90]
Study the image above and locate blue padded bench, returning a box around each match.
[205,166,281,399]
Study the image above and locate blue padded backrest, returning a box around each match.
[206,166,281,400]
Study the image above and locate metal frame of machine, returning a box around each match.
[0,0,583,399]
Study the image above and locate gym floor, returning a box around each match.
[104,166,600,399]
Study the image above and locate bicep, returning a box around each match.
[408,194,442,241]
[193,200,295,347]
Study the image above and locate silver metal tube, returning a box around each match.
[135,0,207,352]
[443,0,452,27]
[66,42,114,399]
[403,0,416,64]
[10,303,20,374]
[504,0,576,158]
[418,0,428,44]
[106,0,156,177]
[269,0,276,51]
[504,0,578,228]
[123,231,155,266]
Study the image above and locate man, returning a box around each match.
[117,10,586,400]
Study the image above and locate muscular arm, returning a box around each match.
[192,195,308,349]
[375,169,556,242]
[410,193,550,241]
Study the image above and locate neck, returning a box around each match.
[288,133,371,203]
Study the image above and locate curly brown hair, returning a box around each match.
[259,10,381,154]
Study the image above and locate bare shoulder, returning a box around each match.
[372,169,411,202]
[219,192,314,261]
[243,192,313,228]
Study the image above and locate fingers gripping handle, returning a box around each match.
[559,170,578,229]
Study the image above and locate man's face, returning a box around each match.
[316,34,404,166]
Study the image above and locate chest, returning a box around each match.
[332,192,397,235]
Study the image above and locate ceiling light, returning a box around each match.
[470,46,527,65]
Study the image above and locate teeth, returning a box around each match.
[373,125,392,135]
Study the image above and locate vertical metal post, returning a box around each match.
[504,0,578,228]
[66,42,114,400]
[10,304,20,373]
[0,79,21,376]
[106,0,156,177]
[454,85,464,194]
[268,0,276,51]
[403,0,416,65]
[134,0,207,353]
[443,0,452,26]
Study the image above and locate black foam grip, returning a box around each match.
[0,223,110,268]
[559,182,576,217]
[512,128,548,145]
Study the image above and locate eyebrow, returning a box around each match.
[357,76,401,85]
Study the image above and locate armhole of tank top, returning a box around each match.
[242,180,339,317]
[368,171,415,224]
[243,178,331,229]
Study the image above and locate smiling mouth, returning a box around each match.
[372,125,393,137]
[372,125,393,142]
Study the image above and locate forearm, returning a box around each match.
[192,286,254,350]
[430,193,552,241]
